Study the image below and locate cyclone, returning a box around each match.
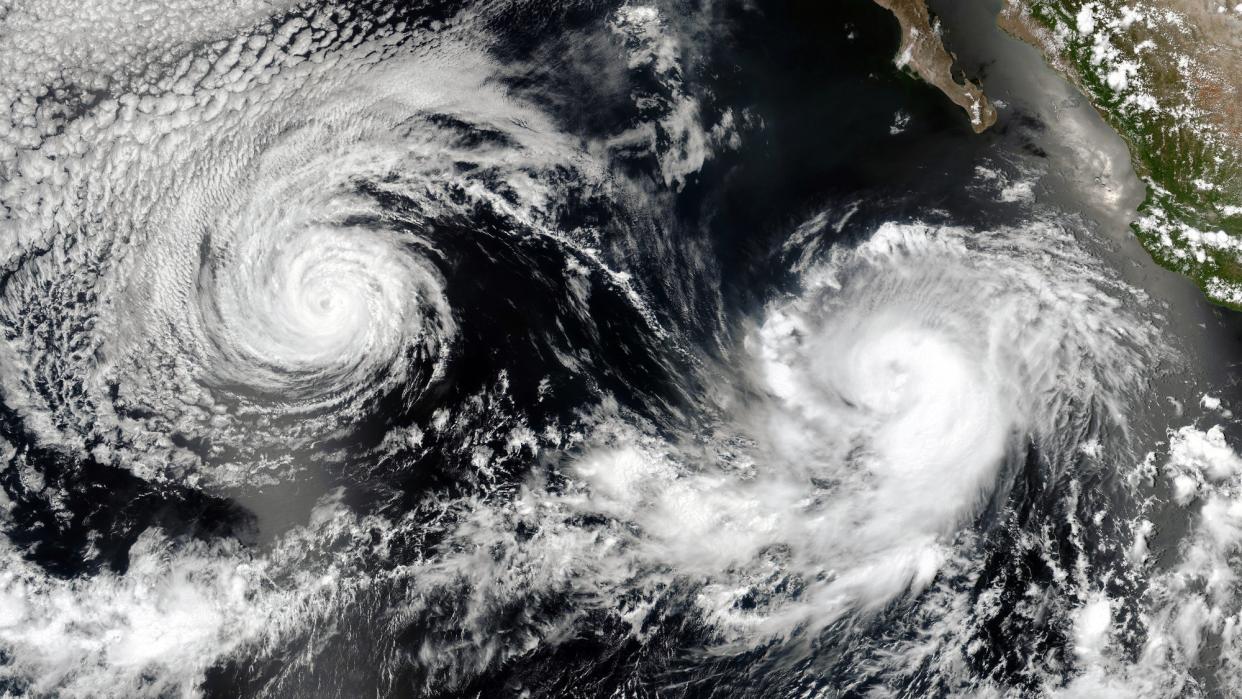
[564,218,1157,654]
[0,4,653,488]
[748,220,1152,625]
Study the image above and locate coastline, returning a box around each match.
[871,0,998,133]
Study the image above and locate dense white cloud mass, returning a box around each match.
[560,220,1158,645]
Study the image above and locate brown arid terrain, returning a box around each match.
[871,0,998,133]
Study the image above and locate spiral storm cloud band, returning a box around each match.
[3,0,1242,696]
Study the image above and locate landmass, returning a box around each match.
[998,1,1242,307]
[872,0,999,133]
